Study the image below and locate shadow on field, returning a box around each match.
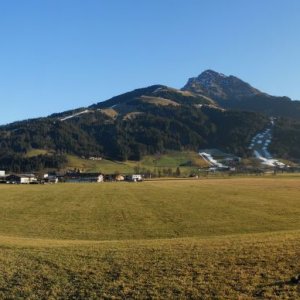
[255,275,300,297]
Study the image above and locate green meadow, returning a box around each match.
[0,178,300,298]
[66,151,208,175]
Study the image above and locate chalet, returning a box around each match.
[6,174,37,184]
[126,174,143,182]
[44,173,59,184]
[64,172,103,183]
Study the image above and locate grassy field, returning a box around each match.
[0,178,300,298]
[66,155,134,174]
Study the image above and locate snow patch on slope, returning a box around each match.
[60,110,91,121]
[249,118,285,167]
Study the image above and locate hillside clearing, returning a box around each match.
[140,95,180,106]
[66,151,208,174]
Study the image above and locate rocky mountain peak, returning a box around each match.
[182,70,262,100]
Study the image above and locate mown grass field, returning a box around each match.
[0,178,300,298]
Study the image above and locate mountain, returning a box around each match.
[1,70,300,172]
[183,70,300,119]
[183,70,262,100]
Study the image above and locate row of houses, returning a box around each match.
[0,170,143,184]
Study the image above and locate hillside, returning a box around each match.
[1,178,300,298]
[0,85,269,172]
[1,70,300,172]
[90,85,215,110]
[65,151,208,175]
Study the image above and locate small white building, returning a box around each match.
[127,174,143,182]
[44,173,59,184]
[0,170,5,177]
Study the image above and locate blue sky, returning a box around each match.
[0,0,300,124]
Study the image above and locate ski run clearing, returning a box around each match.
[249,118,285,168]
[60,110,91,121]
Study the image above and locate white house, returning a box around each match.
[44,173,59,184]
[127,174,143,182]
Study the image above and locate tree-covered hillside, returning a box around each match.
[1,70,300,172]
[270,118,300,159]
[0,100,268,172]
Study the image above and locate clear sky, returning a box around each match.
[0,0,300,124]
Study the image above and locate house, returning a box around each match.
[6,174,37,184]
[44,173,59,184]
[64,172,104,183]
[0,170,5,177]
[89,156,102,161]
[126,174,143,182]
[115,174,125,181]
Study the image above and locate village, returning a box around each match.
[0,125,298,185]
[0,170,143,184]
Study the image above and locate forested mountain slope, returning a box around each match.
[1,71,300,172]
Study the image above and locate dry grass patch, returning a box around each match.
[140,95,180,106]
[0,232,300,298]
[99,108,118,118]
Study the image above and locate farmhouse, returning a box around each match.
[126,174,143,182]
[6,174,37,184]
[64,172,104,183]
[44,173,59,184]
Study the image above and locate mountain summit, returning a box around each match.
[182,70,300,119]
[182,70,262,100]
